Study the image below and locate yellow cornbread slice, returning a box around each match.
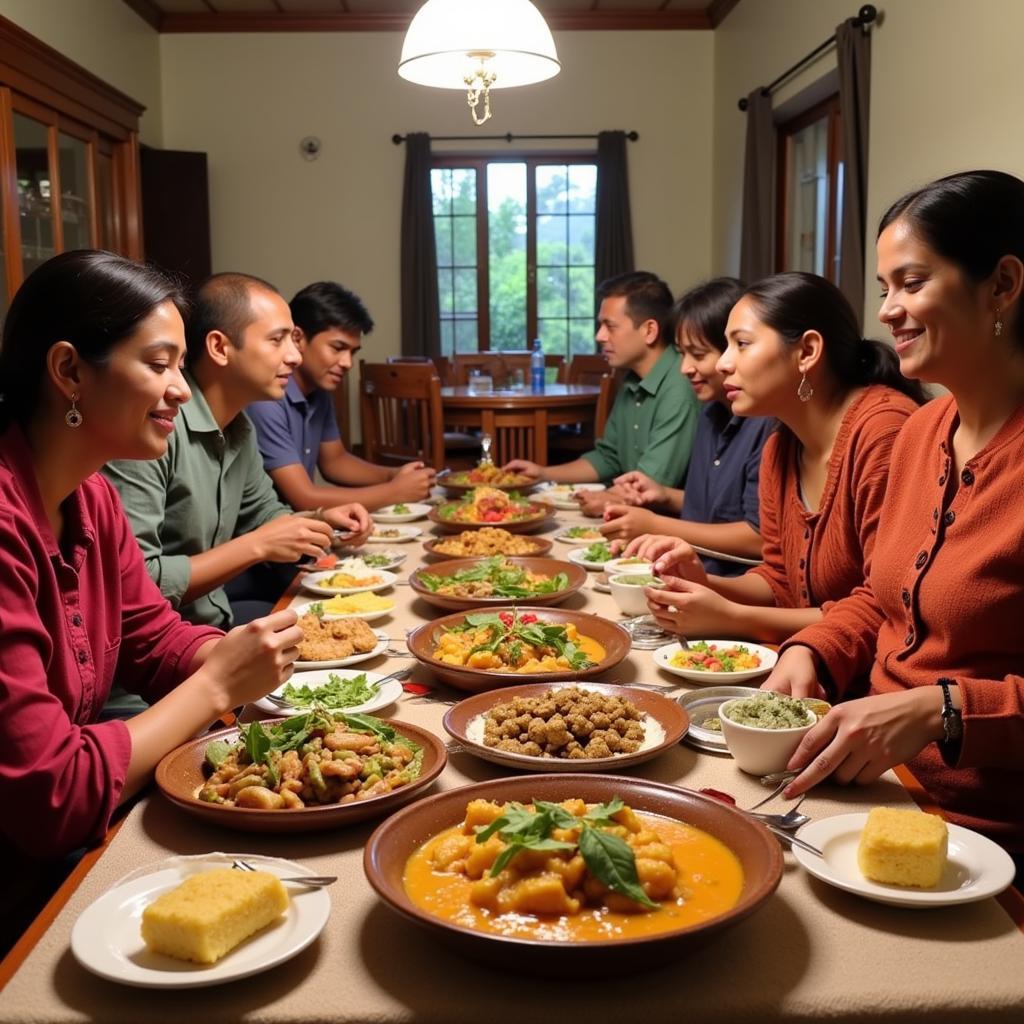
[857,807,948,888]
[141,868,289,964]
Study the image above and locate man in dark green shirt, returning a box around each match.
[506,271,698,516]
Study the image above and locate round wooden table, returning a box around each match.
[440,384,602,464]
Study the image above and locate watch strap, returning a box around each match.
[936,677,963,745]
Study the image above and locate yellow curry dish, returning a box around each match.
[404,797,744,942]
[431,611,605,673]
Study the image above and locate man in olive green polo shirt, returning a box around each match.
[505,271,698,516]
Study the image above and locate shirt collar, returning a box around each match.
[180,371,251,443]
[284,375,309,408]
[703,400,744,437]
[631,346,680,397]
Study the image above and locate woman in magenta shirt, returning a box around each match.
[0,251,302,945]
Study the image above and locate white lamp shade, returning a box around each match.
[399,0,560,90]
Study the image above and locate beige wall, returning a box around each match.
[157,29,713,360]
[0,0,162,143]
[712,0,1024,329]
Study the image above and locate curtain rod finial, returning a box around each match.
[626,131,639,141]
[392,134,404,145]
[857,4,877,25]
[738,97,749,112]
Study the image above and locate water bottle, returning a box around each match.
[530,337,546,393]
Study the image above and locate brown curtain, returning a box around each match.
[595,130,634,288]
[400,132,441,357]
[739,89,776,284]
[836,18,872,327]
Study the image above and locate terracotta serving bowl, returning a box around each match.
[406,606,631,692]
[154,718,447,833]
[409,556,586,612]
[443,682,689,772]
[428,501,554,535]
[437,470,538,496]
[422,535,554,560]
[363,774,783,974]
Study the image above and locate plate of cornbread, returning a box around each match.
[71,853,330,987]
[791,807,1016,907]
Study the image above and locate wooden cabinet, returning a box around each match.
[0,15,144,316]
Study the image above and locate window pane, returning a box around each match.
[431,168,452,215]
[785,117,830,276]
[454,317,478,353]
[569,266,595,317]
[58,133,92,251]
[452,215,476,267]
[440,318,454,355]
[431,166,480,355]
[454,268,477,314]
[434,217,452,267]
[538,265,567,319]
[437,268,453,315]
[568,164,597,212]
[537,213,567,266]
[567,215,593,265]
[450,168,476,214]
[569,319,597,356]
[536,166,568,214]
[488,163,526,352]
[537,318,567,356]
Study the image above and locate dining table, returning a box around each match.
[441,384,602,465]
[2,503,1024,1024]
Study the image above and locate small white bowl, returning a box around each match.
[717,697,817,775]
[604,556,653,576]
[608,571,665,617]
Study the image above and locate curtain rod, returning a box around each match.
[392,131,639,144]
[737,4,876,111]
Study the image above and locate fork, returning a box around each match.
[231,859,337,887]
[747,780,804,812]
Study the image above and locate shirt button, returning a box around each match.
[914,551,927,569]
[932,508,939,520]
[304,447,311,455]
[77,649,88,664]
[901,588,911,607]
[713,459,720,466]
[938,475,946,485]
[633,424,639,429]
[799,558,805,569]
[943,510,956,526]
[804,529,810,540]
[71,613,83,627]
[961,468,975,486]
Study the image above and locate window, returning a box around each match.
[430,156,597,358]
[776,95,843,282]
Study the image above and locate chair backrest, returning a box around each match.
[387,354,451,385]
[452,352,504,386]
[563,353,610,386]
[359,361,444,469]
[500,351,564,385]
[594,372,615,438]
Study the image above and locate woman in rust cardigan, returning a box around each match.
[630,273,926,643]
[765,171,1024,867]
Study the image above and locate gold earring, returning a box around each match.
[995,310,1003,337]
[797,374,814,403]
[65,393,83,428]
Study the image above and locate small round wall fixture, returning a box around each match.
[299,136,321,161]
[398,0,560,126]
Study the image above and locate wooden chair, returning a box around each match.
[500,351,564,386]
[548,371,616,460]
[558,352,610,387]
[359,361,445,469]
[452,352,505,386]
[387,354,452,386]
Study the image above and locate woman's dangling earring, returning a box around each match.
[65,393,83,428]
[797,373,814,403]
[995,310,1003,337]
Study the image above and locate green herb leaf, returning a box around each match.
[204,739,233,770]
[578,825,658,909]
[531,799,580,830]
[583,796,626,826]
[241,721,271,766]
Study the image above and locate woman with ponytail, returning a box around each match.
[631,271,925,643]
[764,171,1024,877]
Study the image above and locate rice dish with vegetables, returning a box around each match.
[669,641,762,673]
[432,528,546,557]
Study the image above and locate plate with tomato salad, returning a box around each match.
[653,640,777,684]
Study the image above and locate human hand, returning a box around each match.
[503,459,544,481]
[575,487,619,518]
[252,514,333,563]
[600,504,661,543]
[649,538,708,585]
[644,577,737,637]
[760,645,827,699]
[390,462,436,502]
[613,470,667,507]
[323,502,372,546]
[198,608,303,707]
[782,688,946,798]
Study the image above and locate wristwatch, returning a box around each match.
[936,677,963,745]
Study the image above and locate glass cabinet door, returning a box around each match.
[58,131,94,251]
[13,111,56,278]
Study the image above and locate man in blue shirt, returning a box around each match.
[247,282,435,511]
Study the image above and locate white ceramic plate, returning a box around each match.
[554,527,605,545]
[300,568,398,597]
[567,546,614,571]
[70,853,330,989]
[293,600,394,624]
[371,503,431,523]
[329,549,407,571]
[591,571,611,594]
[253,669,404,717]
[792,813,1016,908]
[366,525,422,543]
[653,640,777,683]
[676,685,763,753]
[535,483,606,510]
[293,628,390,671]
[690,543,763,567]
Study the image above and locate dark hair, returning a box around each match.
[596,270,674,342]
[0,250,186,429]
[743,272,927,405]
[672,277,746,354]
[290,281,374,339]
[186,272,281,364]
[878,169,1024,348]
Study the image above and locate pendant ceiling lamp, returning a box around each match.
[398,0,561,126]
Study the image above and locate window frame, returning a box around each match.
[430,150,598,355]
[775,93,843,283]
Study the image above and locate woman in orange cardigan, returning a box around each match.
[765,171,1024,867]
[631,273,925,644]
